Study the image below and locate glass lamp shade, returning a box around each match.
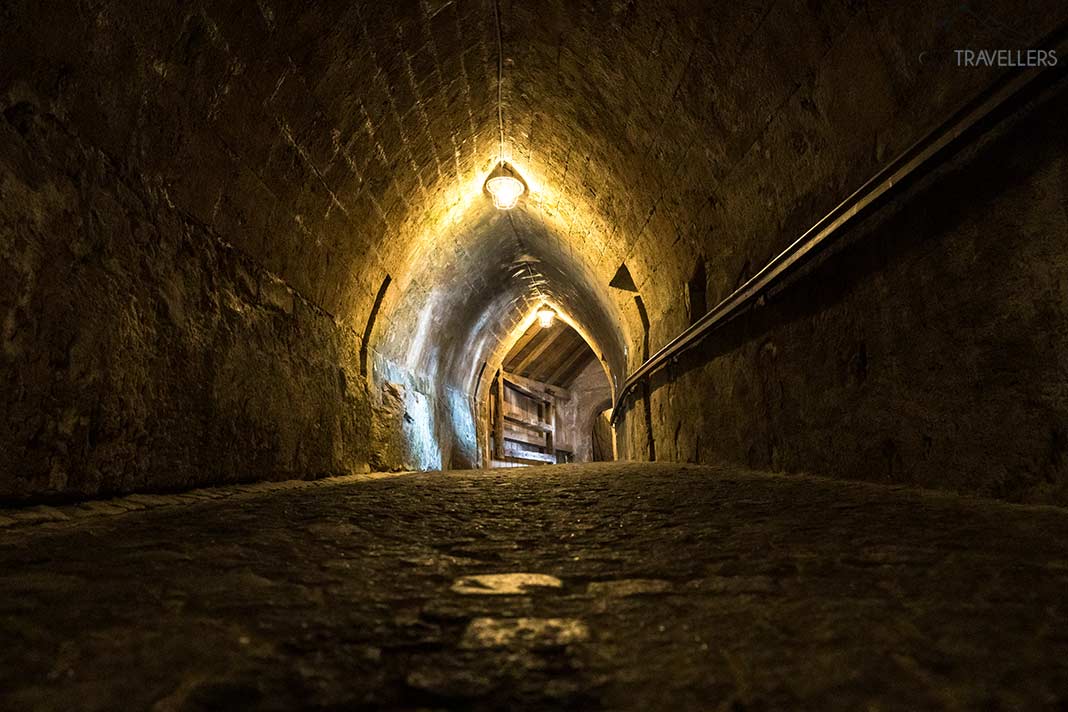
[537,306,556,328]
[484,161,526,209]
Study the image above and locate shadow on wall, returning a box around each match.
[623,78,1068,504]
[591,409,614,462]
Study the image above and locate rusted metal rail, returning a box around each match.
[611,29,1067,426]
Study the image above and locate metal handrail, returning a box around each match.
[611,33,1067,425]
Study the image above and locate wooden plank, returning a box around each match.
[511,323,562,375]
[481,381,491,469]
[547,343,596,387]
[501,447,556,464]
[493,369,504,459]
[558,350,596,387]
[504,414,552,433]
[503,322,541,370]
[544,400,554,454]
[529,330,581,382]
[501,377,548,403]
[503,370,571,401]
[504,431,547,448]
[490,458,528,468]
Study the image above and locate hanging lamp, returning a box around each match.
[536,304,556,329]
[485,0,527,211]
[484,160,526,210]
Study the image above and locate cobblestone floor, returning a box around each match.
[2,462,1068,711]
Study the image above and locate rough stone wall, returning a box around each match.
[2,0,1066,499]
[505,0,1065,365]
[368,358,443,473]
[625,81,1068,504]
[0,103,371,501]
[554,360,613,463]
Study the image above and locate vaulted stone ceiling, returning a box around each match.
[9,0,1048,402]
[4,0,1062,482]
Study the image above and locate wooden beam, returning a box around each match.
[499,450,556,464]
[502,322,541,369]
[545,340,594,386]
[493,369,504,459]
[544,400,555,456]
[503,430,549,448]
[502,370,572,401]
[511,324,562,375]
[501,376,549,403]
[555,350,597,387]
[504,414,552,433]
[534,335,582,382]
[537,331,587,382]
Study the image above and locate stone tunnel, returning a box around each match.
[3,0,1068,708]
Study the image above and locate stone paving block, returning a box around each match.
[1,463,1067,710]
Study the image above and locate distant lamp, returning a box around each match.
[537,305,556,329]
[484,161,526,210]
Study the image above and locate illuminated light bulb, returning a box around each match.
[487,175,523,209]
[484,161,526,210]
[537,306,556,329]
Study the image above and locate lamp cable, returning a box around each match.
[496,0,546,315]
[493,0,505,164]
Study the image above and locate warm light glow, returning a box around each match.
[484,162,526,209]
[486,176,524,209]
[537,306,556,328]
